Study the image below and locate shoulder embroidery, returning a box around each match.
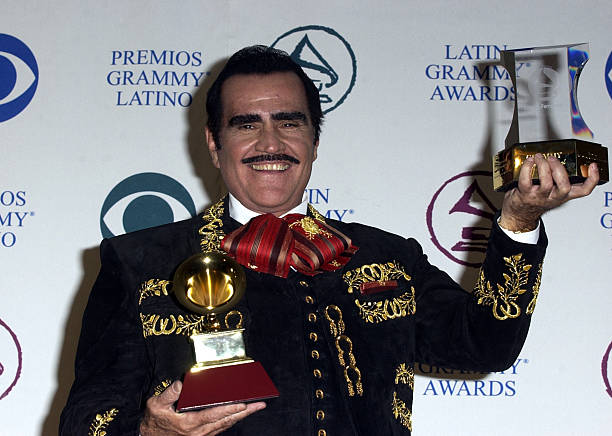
[391,392,412,431]
[199,199,226,252]
[343,261,411,294]
[308,204,326,222]
[394,363,414,389]
[88,408,118,436]
[473,253,533,320]
[138,279,170,305]
[324,305,363,397]
[354,287,416,324]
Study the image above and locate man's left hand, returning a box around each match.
[499,153,600,232]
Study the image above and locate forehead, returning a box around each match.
[220,72,309,118]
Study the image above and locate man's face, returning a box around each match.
[207,72,319,216]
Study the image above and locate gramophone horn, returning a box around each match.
[172,252,246,315]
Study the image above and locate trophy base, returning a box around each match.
[177,360,279,412]
[493,139,609,192]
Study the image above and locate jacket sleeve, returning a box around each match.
[413,217,548,371]
[60,239,152,435]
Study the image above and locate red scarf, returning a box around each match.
[221,213,358,278]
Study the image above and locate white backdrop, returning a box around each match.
[1,1,611,435]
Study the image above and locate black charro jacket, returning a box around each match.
[60,198,547,435]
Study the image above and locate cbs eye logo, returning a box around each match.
[100,172,196,238]
[0,34,38,123]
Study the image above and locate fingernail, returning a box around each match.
[172,381,181,393]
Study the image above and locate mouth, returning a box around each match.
[242,154,300,172]
[250,162,291,171]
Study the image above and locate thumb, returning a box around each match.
[156,380,182,406]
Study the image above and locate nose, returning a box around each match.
[254,124,285,154]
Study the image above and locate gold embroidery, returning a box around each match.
[224,310,244,329]
[354,288,416,324]
[473,253,533,320]
[394,363,414,389]
[289,216,333,240]
[308,204,326,222]
[343,261,411,294]
[324,305,363,396]
[88,408,118,436]
[391,392,412,431]
[198,199,225,252]
[153,379,172,396]
[140,313,212,338]
[526,262,543,315]
[138,279,171,305]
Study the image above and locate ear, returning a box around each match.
[205,127,221,169]
[312,139,319,161]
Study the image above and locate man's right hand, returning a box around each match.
[140,380,266,436]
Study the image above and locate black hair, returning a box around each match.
[206,45,323,148]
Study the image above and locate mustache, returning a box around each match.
[241,154,300,165]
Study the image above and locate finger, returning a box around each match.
[200,402,266,434]
[149,380,181,410]
[533,154,553,192]
[517,156,536,192]
[569,162,600,199]
[547,156,571,198]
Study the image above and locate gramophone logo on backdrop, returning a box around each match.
[0,34,38,122]
[605,51,612,100]
[426,171,504,267]
[603,341,612,399]
[271,25,356,113]
[100,173,196,238]
[0,317,22,401]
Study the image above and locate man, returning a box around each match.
[60,46,599,435]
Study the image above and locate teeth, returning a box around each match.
[251,163,290,171]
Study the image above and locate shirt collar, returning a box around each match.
[228,193,308,225]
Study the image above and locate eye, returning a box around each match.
[0,52,36,105]
[0,34,39,122]
[100,173,196,238]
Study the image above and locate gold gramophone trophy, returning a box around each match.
[172,252,279,412]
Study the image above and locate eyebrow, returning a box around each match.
[228,114,262,127]
[271,111,307,122]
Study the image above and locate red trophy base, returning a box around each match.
[177,361,279,412]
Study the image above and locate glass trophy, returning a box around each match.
[493,43,609,191]
[172,252,278,412]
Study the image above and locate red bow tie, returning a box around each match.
[221,213,358,278]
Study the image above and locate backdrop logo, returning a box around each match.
[605,51,612,100]
[107,49,207,107]
[305,187,355,221]
[426,171,503,267]
[419,357,528,397]
[0,34,38,122]
[426,43,516,102]
[0,317,22,401]
[100,173,196,238]
[271,25,356,113]
[603,341,612,399]
[0,190,33,248]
